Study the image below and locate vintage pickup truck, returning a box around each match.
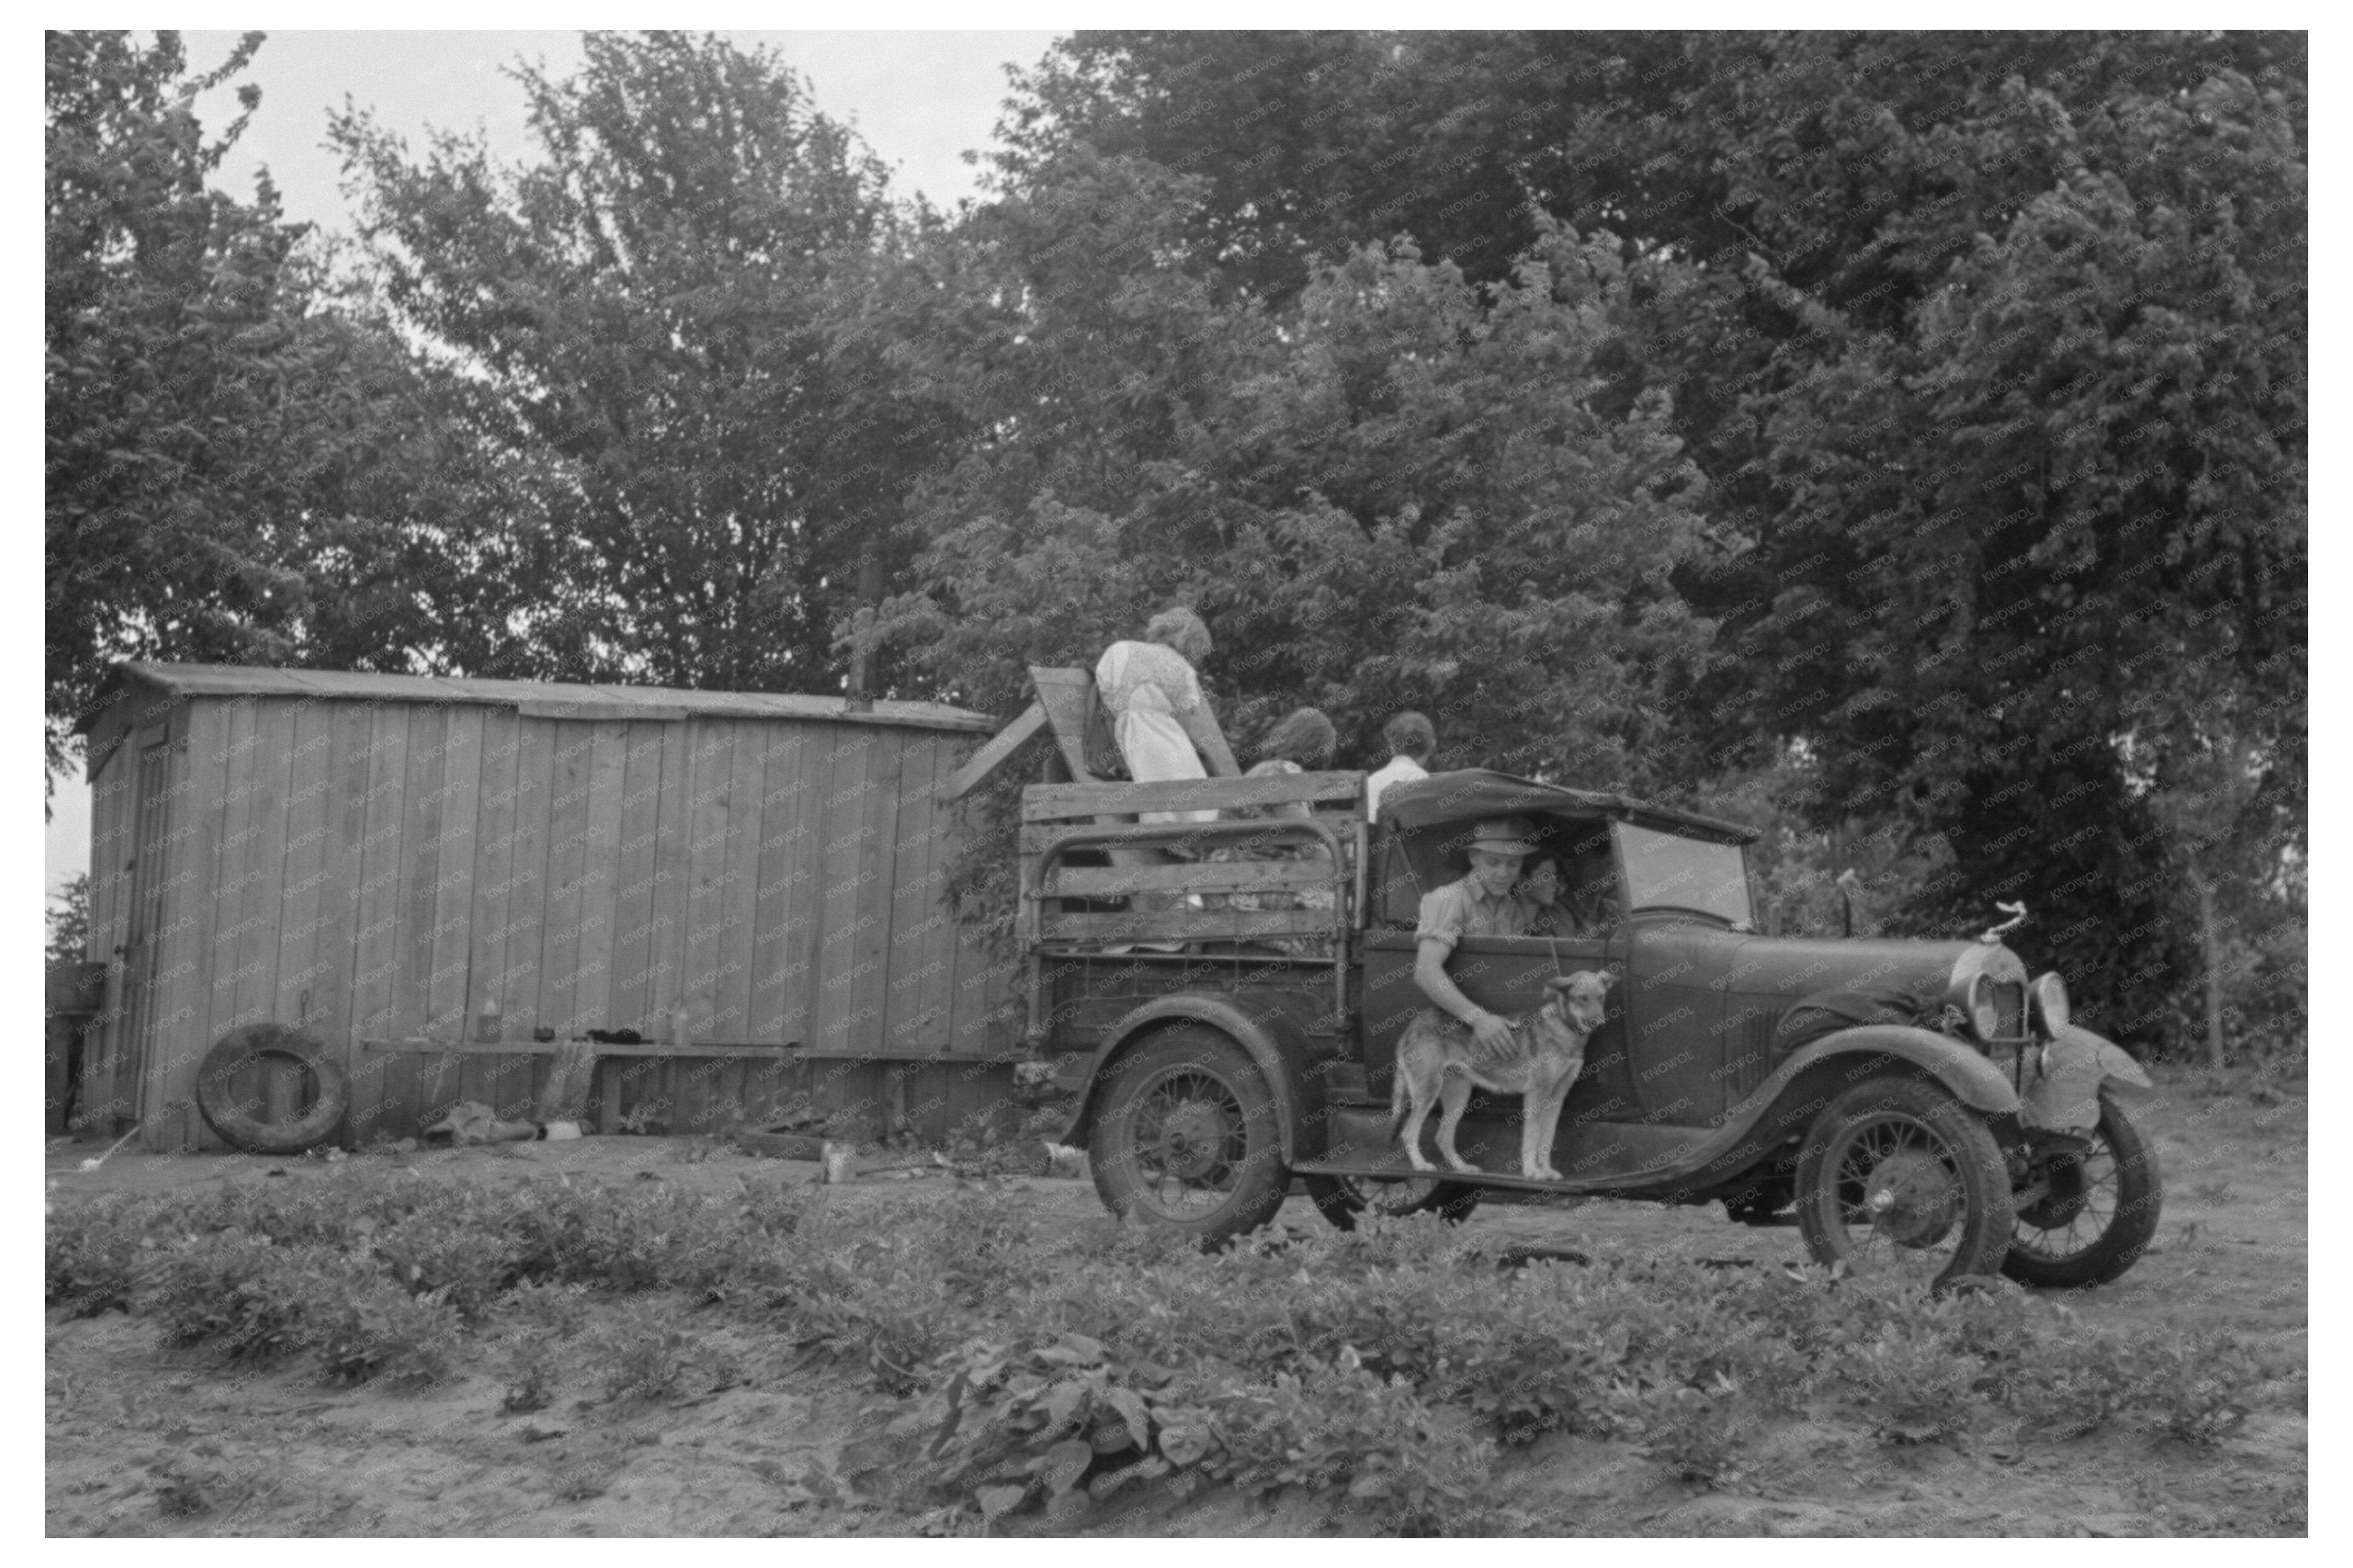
[1018,765,2160,1289]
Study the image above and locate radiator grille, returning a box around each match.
[1993,981,2025,1039]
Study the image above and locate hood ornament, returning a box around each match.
[1978,901,2028,945]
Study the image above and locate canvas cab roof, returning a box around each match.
[1378,769,1758,845]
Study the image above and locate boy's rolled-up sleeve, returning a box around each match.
[1414,884,1467,956]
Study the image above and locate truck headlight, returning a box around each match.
[2029,972,2069,1037]
[1967,973,2001,1040]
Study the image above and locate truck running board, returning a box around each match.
[1299,1102,1720,1193]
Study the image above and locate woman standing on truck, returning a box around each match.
[1094,606,1239,827]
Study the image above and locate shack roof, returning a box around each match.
[1379,769,1759,845]
[83,662,996,735]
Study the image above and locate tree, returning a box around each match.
[332,30,953,699]
[982,32,2306,1046]
[874,149,1715,929]
[47,873,91,968]
[45,30,533,776]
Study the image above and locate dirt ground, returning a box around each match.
[45,1067,2307,1536]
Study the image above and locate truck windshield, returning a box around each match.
[1615,823,1753,925]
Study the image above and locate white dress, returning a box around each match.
[1095,640,1215,824]
[1364,755,1429,821]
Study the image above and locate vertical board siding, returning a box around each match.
[462,707,524,1111]
[151,702,230,1149]
[850,730,906,1062]
[104,683,1011,1150]
[646,719,690,1042]
[200,697,262,1138]
[312,701,373,1119]
[82,741,137,1130]
[574,721,629,1035]
[708,725,770,1124]
[492,719,557,1119]
[670,719,734,1132]
[384,702,451,1141]
[749,727,812,1045]
[810,729,873,1053]
[421,704,486,1124]
[271,699,334,1037]
[229,699,300,1035]
[346,704,412,1147]
[537,721,595,1036]
[886,741,955,1054]
[606,722,669,1048]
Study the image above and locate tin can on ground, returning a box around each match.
[822,1141,856,1184]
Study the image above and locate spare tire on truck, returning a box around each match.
[195,1023,349,1155]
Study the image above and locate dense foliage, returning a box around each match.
[43,31,531,773]
[46,29,2304,1055]
[331,30,953,696]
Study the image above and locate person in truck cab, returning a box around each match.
[1412,816,1546,1064]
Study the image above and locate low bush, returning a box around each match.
[49,1167,2296,1529]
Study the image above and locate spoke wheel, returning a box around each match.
[1301,1170,1482,1230]
[1089,1025,1287,1243]
[1796,1076,2013,1290]
[2002,1091,2162,1288]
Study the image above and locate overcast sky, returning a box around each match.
[46,29,1063,900]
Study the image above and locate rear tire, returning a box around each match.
[2001,1091,2162,1288]
[1088,1026,1289,1244]
[1794,1076,2014,1290]
[1301,1171,1483,1230]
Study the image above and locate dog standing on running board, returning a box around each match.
[1390,970,1615,1181]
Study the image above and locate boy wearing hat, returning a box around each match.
[1412,816,1545,1063]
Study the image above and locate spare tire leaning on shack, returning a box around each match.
[194,1022,350,1155]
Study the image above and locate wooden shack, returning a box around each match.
[73,663,1021,1153]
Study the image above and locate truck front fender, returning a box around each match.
[1058,992,1329,1163]
[2021,1023,2153,1133]
[1774,1024,2022,1118]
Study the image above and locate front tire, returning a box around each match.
[1301,1172,1483,1230]
[2001,1091,2162,1288]
[1795,1076,2014,1289]
[1088,1025,1288,1244]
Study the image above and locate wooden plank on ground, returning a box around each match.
[1021,771,1367,822]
